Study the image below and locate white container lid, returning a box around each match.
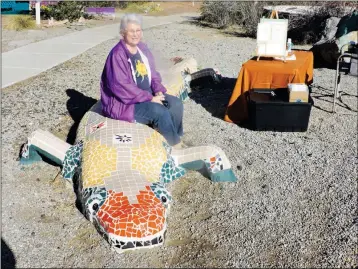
[288,83,308,92]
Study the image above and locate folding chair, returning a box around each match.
[332,42,358,114]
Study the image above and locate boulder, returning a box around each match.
[310,10,358,69]
[314,17,341,45]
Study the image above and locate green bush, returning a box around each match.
[82,12,94,20]
[49,1,85,23]
[35,5,53,20]
[30,1,86,22]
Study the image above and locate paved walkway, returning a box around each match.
[1,13,199,89]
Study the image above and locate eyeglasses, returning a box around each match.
[126,29,142,35]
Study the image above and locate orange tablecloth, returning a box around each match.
[224,50,314,124]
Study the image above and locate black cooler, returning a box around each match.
[247,88,313,132]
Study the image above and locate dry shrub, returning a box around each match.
[5,15,36,31]
[123,2,163,14]
[231,2,268,37]
[200,1,274,34]
[199,1,235,28]
[80,1,129,9]
[200,1,356,44]
[287,1,356,44]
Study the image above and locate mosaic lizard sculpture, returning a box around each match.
[20,58,237,253]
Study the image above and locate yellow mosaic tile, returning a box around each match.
[130,132,167,183]
[82,140,117,188]
[165,75,183,96]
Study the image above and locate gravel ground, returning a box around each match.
[1,20,357,268]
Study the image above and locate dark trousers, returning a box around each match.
[134,93,183,146]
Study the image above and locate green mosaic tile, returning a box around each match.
[62,141,83,181]
[150,182,172,208]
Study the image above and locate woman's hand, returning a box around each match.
[151,94,165,105]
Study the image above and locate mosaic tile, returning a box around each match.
[130,132,167,183]
[77,112,90,139]
[20,130,70,165]
[204,154,224,173]
[82,140,117,188]
[97,189,166,239]
[62,141,83,181]
[90,121,107,134]
[164,72,191,102]
[150,182,172,208]
[113,134,133,144]
[160,153,186,184]
[82,186,108,222]
[104,172,148,204]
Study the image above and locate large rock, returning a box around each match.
[310,11,358,69]
[315,17,341,45]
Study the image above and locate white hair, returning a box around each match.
[119,13,143,35]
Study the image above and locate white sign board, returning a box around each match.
[256,18,288,59]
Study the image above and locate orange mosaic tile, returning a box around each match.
[97,190,165,239]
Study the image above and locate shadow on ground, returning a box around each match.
[310,84,358,113]
[189,77,237,120]
[310,43,340,70]
[1,238,16,269]
[65,89,97,145]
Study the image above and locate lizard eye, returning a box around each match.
[88,199,101,214]
[92,203,99,212]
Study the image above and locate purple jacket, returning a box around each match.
[100,40,167,122]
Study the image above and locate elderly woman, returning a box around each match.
[100,13,183,147]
